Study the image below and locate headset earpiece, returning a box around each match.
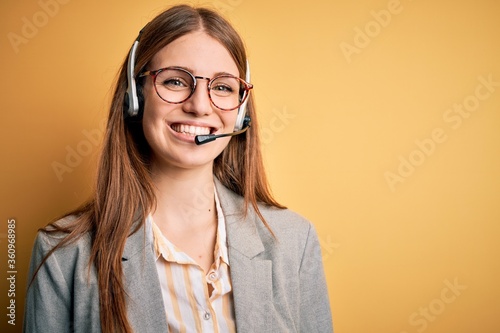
[242,115,251,128]
[125,37,141,117]
[234,61,251,131]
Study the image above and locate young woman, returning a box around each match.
[24,5,333,333]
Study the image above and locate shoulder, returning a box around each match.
[257,203,314,239]
[215,178,316,244]
[26,216,102,332]
[255,204,321,266]
[31,215,92,267]
[34,215,87,243]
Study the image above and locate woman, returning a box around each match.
[24,4,333,333]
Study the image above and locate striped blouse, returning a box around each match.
[149,191,236,333]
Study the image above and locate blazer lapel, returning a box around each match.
[215,180,276,333]
[121,220,169,333]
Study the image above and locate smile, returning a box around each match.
[170,123,213,136]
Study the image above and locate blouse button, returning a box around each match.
[209,272,218,281]
[203,312,211,320]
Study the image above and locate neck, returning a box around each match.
[150,162,216,229]
[150,162,219,272]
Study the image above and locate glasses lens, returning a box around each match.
[154,69,194,103]
[210,76,245,110]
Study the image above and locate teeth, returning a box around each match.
[171,124,211,136]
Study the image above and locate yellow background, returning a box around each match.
[1,0,499,332]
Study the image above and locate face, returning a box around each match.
[141,31,241,172]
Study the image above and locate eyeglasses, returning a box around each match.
[139,67,253,111]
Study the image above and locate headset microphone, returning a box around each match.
[195,116,251,145]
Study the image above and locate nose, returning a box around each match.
[182,76,213,116]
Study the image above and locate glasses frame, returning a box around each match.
[138,66,253,111]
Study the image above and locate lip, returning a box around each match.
[166,120,220,143]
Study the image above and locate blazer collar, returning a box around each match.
[215,179,277,332]
[214,178,265,259]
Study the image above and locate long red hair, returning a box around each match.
[32,5,284,333]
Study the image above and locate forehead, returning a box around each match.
[149,31,239,77]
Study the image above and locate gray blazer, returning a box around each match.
[24,180,333,332]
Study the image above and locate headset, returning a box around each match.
[125,35,141,118]
[124,33,251,132]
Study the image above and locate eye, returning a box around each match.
[210,76,239,97]
[211,83,233,93]
[161,77,190,90]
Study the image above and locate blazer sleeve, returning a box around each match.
[23,232,73,333]
[298,224,334,332]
